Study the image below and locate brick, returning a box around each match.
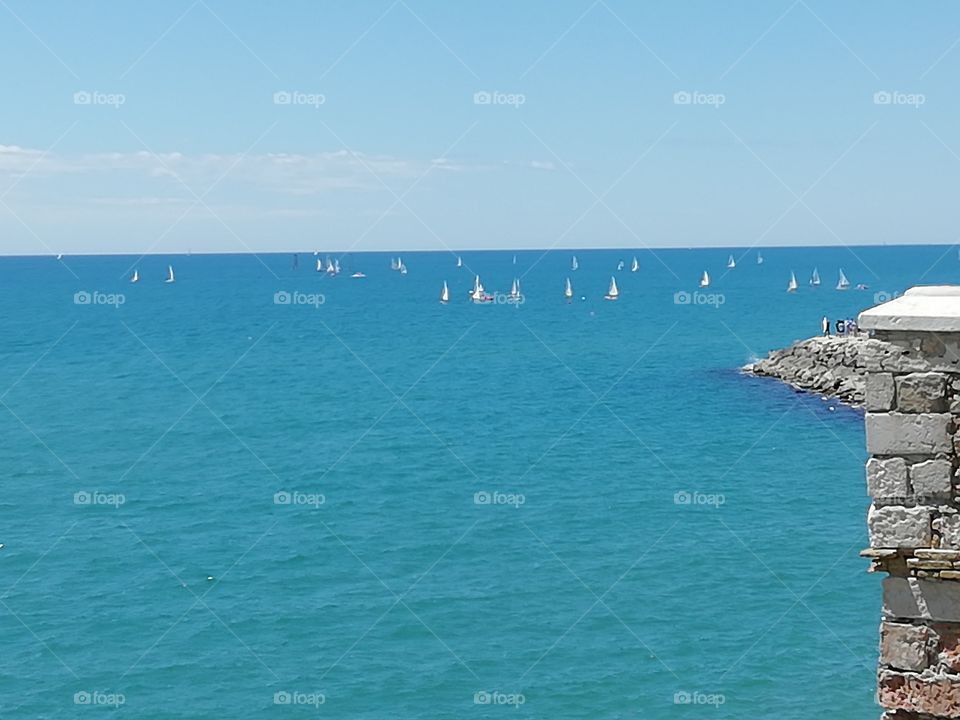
[868,457,910,500]
[880,622,930,671]
[878,669,960,717]
[866,413,952,455]
[897,373,948,413]
[870,505,933,549]
[884,577,960,622]
[867,373,897,411]
[910,459,953,499]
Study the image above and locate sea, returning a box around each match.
[0,244,953,719]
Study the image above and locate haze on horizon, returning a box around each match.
[1,1,959,256]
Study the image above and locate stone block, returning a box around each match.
[877,669,960,717]
[897,373,948,413]
[911,459,953,499]
[940,516,960,550]
[880,622,930,671]
[867,372,897,411]
[884,577,960,622]
[866,413,952,455]
[870,506,932,549]
[868,457,910,499]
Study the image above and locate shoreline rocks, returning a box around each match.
[743,335,875,406]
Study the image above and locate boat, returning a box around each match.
[564,277,573,300]
[727,255,736,269]
[470,275,492,303]
[604,276,619,301]
[351,272,366,279]
[617,260,625,271]
[787,271,798,293]
[456,256,462,268]
[56,253,63,260]
[571,255,579,271]
[699,271,710,288]
[316,258,323,272]
[130,269,139,283]
[326,258,335,274]
[810,268,821,286]
[757,252,764,265]
[513,255,517,265]
[333,259,341,275]
[398,259,407,275]
[509,278,521,301]
[440,281,449,303]
[836,268,850,291]
[630,257,639,272]
[165,265,175,284]
[390,257,399,271]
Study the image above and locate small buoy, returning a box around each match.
[206,576,214,581]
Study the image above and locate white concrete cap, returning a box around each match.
[859,286,960,332]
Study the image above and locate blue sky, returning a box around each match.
[1,0,959,254]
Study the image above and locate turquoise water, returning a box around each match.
[0,245,952,718]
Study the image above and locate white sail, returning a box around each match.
[399,260,407,275]
[456,256,462,268]
[571,255,578,271]
[510,278,520,299]
[130,269,139,283]
[727,255,736,269]
[787,271,798,293]
[165,265,175,283]
[326,258,335,273]
[700,271,710,288]
[604,276,619,300]
[630,257,639,272]
[757,252,764,265]
[564,277,573,299]
[617,260,624,271]
[316,258,323,272]
[390,257,398,270]
[440,281,449,303]
[810,267,820,286]
[513,255,517,265]
[837,268,850,290]
[334,259,341,273]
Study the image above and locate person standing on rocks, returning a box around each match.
[821,316,830,336]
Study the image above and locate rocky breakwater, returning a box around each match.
[744,335,876,405]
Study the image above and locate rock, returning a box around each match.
[897,372,948,413]
[884,577,960,621]
[866,372,897,411]
[878,669,960,716]
[880,622,931,671]
[868,457,909,500]
[869,506,933,549]
[866,413,953,455]
[910,459,953,500]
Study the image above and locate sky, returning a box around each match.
[1,0,959,255]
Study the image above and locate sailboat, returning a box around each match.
[836,268,850,291]
[810,268,821,286]
[130,269,139,284]
[56,253,63,260]
[757,252,764,265]
[513,255,517,265]
[564,278,573,301]
[630,257,639,272]
[165,265,175,284]
[326,258,335,274]
[470,275,492,303]
[398,259,407,275]
[787,271,798,293]
[617,260,625,271]
[390,257,399,271]
[440,281,449,304]
[334,259,341,274]
[509,278,521,301]
[456,256,462,268]
[727,255,736,269]
[571,255,579,271]
[316,258,323,272]
[699,271,710,288]
[604,276,619,301]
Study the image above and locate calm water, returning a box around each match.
[0,245,952,718]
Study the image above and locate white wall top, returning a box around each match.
[860,286,960,332]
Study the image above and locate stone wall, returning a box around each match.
[860,289,960,719]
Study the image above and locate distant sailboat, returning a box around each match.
[617,260,625,271]
[699,271,710,288]
[390,257,399,271]
[630,257,639,272]
[456,256,462,268]
[334,259,341,275]
[509,278,521,300]
[571,255,579,271]
[810,268,821,286]
[757,252,764,265]
[316,258,323,272]
[727,254,736,269]
[398,259,407,275]
[604,276,619,301]
[326,258,335,274]
[787,271,798,293]
[130,269,139,284]
[165,265,175,284]
[513,255,517,265]
[351,272,366,278]
[836,268,850,291]
[564,277,573,300]
[440,281,449,304]
[56,253,63,261]
[470,275,490,303]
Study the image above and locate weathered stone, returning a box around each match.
[907,558,953,569]
[940,516,960,550]
[884,577,960,621]
[897,373,949,413]
[866,413,952,455]
[863,548,901,558]
[867,372,898,411]
[911,459,954,499]
[943,571,960,580]
[878,669,960,716]
[870,506,933,549]
[868,457,910,499]
[916,549,960,560]
[880,622,931,671]
[935,625,960,673]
